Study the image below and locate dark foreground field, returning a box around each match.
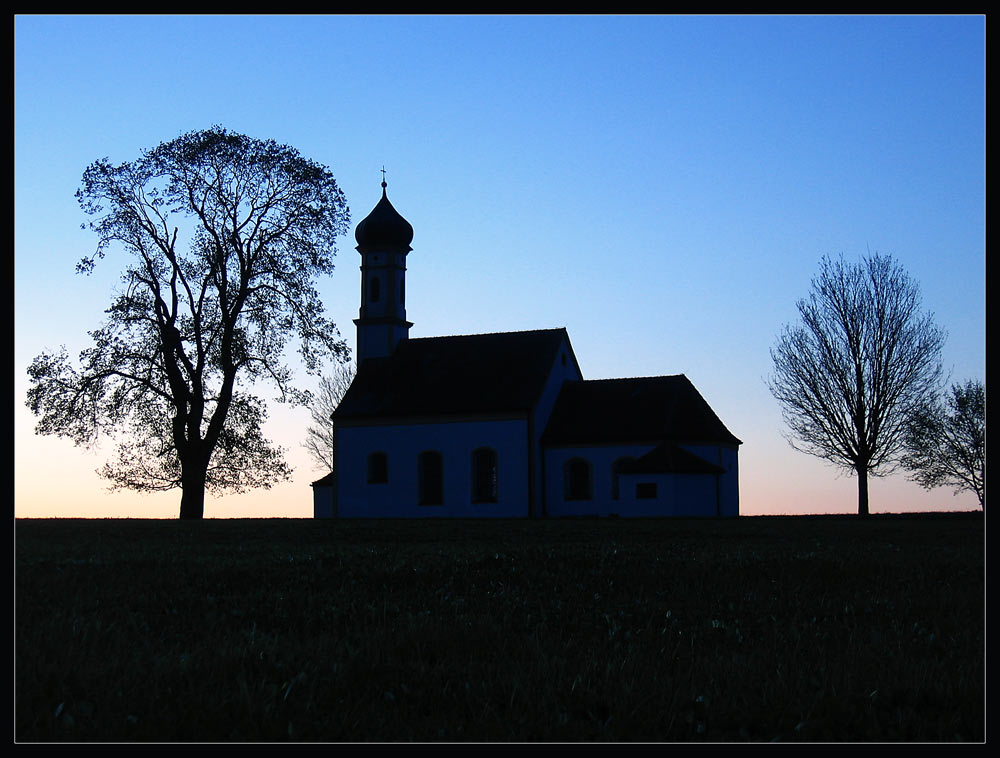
[15,514,983,742]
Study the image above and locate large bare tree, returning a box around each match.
[768,253,946,516]
[26,127,351,519]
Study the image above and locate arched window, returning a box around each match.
[369,275,381,303]
[367,452,388,484]
[472,447,498,503]
[612,457,636,500]
[418,451,444,505]
[564,458,592,501]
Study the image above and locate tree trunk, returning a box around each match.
[856,466,870,517]
[179,462,207,520]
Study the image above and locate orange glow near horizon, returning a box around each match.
[16,404,981,520]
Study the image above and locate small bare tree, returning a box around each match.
[768,253,946,516]
[902,379,984,509]
[303,362,355,472]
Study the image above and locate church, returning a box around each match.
[312,181,741,518]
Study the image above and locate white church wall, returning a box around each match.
[335,417,531,517]
[542,443,658,517]
[312,483,334,518]
[543,443,738,517]
[529,336,584,513]
[616,472,721,516]
[681,443,740,516]
[532,338,584,435]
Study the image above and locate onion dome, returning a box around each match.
[355,180,413,253]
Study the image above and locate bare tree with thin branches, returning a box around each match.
[902,379,984,509]
[768,253,946,516]
[303,362,356,472]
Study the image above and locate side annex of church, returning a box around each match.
[312,181,741,518]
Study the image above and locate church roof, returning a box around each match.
[541,375,742,447]
[334,328,573,420]
[311,472,335,487]
[618,441,727,474]
[354,181,414,253]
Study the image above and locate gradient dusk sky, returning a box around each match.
[14,15,985,518]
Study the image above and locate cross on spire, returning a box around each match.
[380,166,387,188]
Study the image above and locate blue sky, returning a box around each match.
[14,15,985,517]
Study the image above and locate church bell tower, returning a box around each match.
[353,176,414,366]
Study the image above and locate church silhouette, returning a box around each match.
[312,181,741,518]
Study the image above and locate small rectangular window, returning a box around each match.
[636,482,657,499]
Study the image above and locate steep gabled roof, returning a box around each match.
[334,328,574,420]
[541,375,742,446]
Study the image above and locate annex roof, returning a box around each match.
[618,441,727,474]
[541,375,742,447]
[311,472,336,487]
[334,328,575,420]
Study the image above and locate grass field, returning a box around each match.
[15,513,984,742]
